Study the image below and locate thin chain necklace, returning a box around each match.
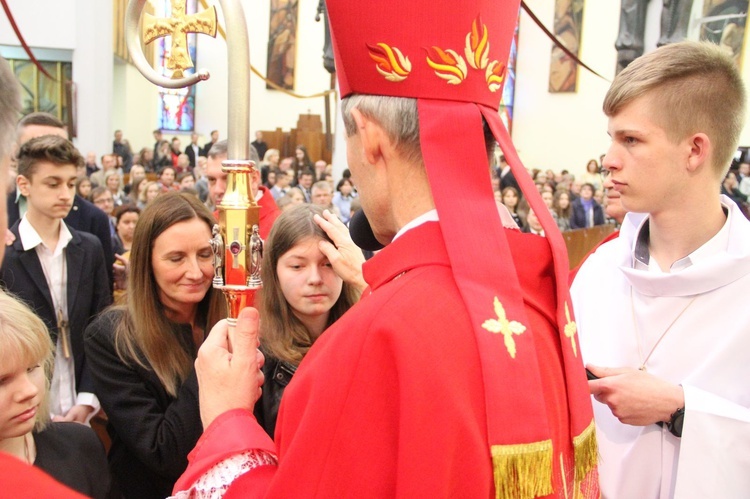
[23,433,35,464]
[630,286,698,371]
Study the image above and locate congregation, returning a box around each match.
[0,109,369,498]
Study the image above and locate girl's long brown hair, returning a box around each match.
[260,204,358,366]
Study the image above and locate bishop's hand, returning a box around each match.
[587,364,684,427]
[315,210,368,295]
[196,307,265,430]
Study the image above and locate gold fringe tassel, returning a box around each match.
[573,420,598,485]
[491,439,553,499]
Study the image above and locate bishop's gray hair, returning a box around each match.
[341,95,422,165]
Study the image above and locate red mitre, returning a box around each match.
[327,1,598,497]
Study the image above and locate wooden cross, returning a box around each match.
[142,0,218,78]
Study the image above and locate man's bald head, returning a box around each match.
[205,140,261,205]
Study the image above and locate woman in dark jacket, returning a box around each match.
[570,182,605,229]
[85,193,225,498]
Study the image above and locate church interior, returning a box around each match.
[1,1,750,497]
[3,0,750,178]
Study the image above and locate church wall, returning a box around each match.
[193,0,332,157]
[4,1,750,172]
[74,0,114,160]
[112,61,159,157]
[512,0,618,177]
[513,0,750,178]
[0,0,113,159]
[0,0,77,49]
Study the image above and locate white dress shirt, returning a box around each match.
[19,217,100,419]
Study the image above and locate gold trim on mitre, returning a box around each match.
[491,439,553,499]
[573,419,598,486]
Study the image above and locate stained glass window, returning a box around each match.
[156,0,197,132]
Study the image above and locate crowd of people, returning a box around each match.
[495,156,611,234]
[0,107,370,497]
[497,154,750,235]
[1,0,750,495]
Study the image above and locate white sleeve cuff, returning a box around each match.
[171,450,278,499]
[75,392,101,423]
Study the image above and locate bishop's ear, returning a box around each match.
[350,108,387,166]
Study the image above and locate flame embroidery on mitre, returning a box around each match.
[481,297,527,359]
[425,46,468,85]
[465,15,490,70]
[486,60,506,93]
[367,43,412,82]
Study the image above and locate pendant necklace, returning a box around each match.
[630,286,698,372]
[39,249,71,359]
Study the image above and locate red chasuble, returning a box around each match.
[0,453,86,499]
[176,222,597,497]
[255,186,280,239]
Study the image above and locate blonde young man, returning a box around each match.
[571,41,750,497]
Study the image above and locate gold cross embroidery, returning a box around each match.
[481,297,526,359]
[564,303,578,357]
[142,0,218,78]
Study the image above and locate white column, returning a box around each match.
[73,0,113,156]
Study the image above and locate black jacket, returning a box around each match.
[34,422,112,499]
[184,143,201,168]
[1,221,112,395]
[201,141,217,157]
[251,140,268,161]
[7,192,115,290]
[254,353,297,440]
[570,198,605,229]
[84,309,203,499]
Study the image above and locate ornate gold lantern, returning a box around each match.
[125,0,262,327]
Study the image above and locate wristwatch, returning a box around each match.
[657,407,685,437]
[666,407,685,438]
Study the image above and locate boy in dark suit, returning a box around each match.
[0,135,111,423]
[6,112,115,290]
